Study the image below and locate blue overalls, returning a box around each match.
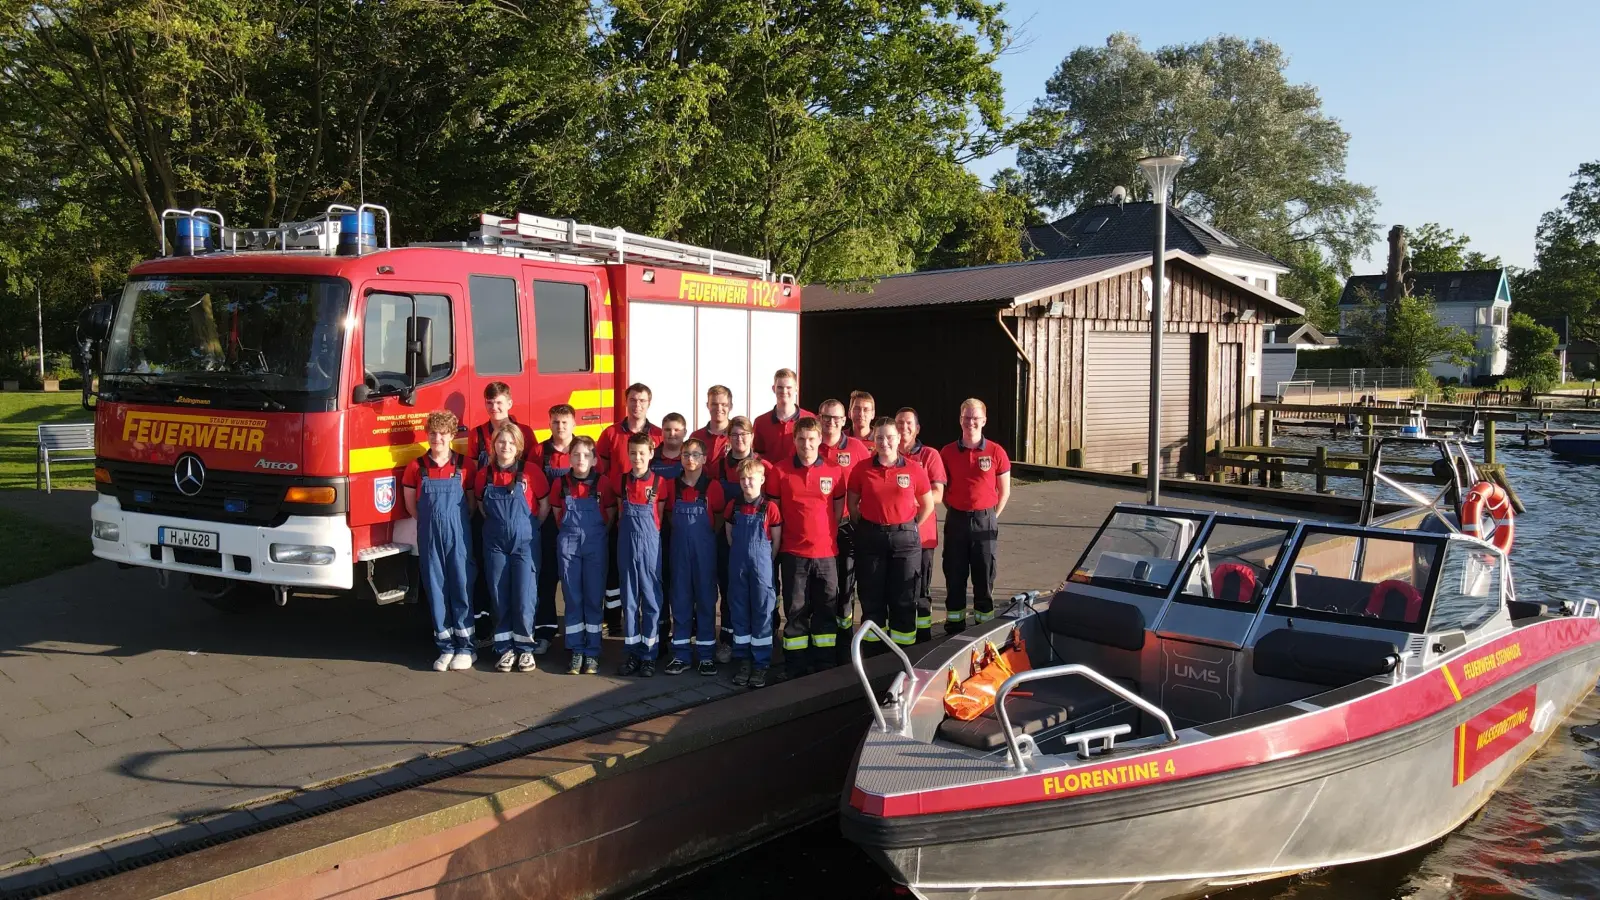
[728,497,776,667]
[536,439,571,645]
[618,473,665,661]
[668,476,718,664]
[556,473,608,657]
[650,454,683,646]
[650,452,684,481]
[417,455,475,654]
[713,455,755,647]
[480,464,538,656]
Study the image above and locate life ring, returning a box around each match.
[1461,480,1515,554]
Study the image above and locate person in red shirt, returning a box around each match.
[529,403,577,654]
[707,415,773,662]
[723,457,783,688]
[402,410,476,672]
[753,367,814,456]
[895,407,947,642]
[597,382,663,630]
[615,431,671,676]
[664,438,724,675]
[939,398,1012,633]
[547,436,612,675]
[689,384,734,461]
[765,416,844,678]
[847,417,934,650]
[467,381,537,467]
[847,390,877,443]
[465,421,551,673]
[817,398,871,659]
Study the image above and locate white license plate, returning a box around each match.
[159,527,219,551]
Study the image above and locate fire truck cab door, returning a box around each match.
[522,266,612,441]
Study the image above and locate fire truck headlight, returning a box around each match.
[270,544,336,566]
[92,520,119,542]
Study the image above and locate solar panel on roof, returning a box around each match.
[1084,216,1108,234]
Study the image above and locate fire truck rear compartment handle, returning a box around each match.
[582,414,600,421]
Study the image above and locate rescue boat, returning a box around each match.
[841,479,1600,899]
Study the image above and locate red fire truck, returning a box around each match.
[81,205,801,610]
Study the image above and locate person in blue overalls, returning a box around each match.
[615,431,670,676]
[470,422,550,674]
[402,410,476,672]
[532,403,578,654]
[665,438,725,675]
[651,412,688,654]
[725,456,783,688]
[551,436,610,676]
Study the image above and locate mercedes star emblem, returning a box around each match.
[173,454,207,497]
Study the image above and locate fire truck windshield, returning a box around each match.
[102,276,349,411]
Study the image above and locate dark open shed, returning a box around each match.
[802,251,1302,474]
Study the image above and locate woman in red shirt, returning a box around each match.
[846,417,934,650]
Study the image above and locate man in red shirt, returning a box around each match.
[895,407,947,642]
[848,418,934,649]
[689,384,734,461]
[529,403,578,654]
[596,382,663,629]
[753,367,814,456]
[765,416,845,678]
[939,398,1012,633]
[467,382,538,467]
[847,390,876,443]
[818,398,870,659]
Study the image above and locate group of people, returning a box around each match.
[403,370,1011,689]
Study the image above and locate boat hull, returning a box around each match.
[846,649,1600,900]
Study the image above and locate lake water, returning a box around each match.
[648,436,1600,900]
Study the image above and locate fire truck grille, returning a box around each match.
[101,461,300,526]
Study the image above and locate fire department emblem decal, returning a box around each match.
[978,456,993,472]
[837,452,851,466]
[819,476,834,495]
[374,476,396,514]
[896,473,911,489]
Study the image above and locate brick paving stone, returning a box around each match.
[288,786,344,812]
[160,710,293,751]
[298,667,399,699]
[145,661,262,692]
[133,744,272,782]
[108,680,238,718]
[151,822,211,851]
[0,861,61,894]
[45,847,114,880]
[243,712,379,755]
[441,747,490,770]
[219,666,323,697]
[0,703,127,742]
[100,835,164,865]
[270,689,390,727]
[193,684,316,722]
[336,722,460,769]
[403,756,454,780]
[618,701,657,720]
[90,776,236,829]
[26,814,173,859]
[0,761,47,793]
[0,769,130,820]
[0,804,99,858]
[30,677,163,714]
[33,735,179,781]
[71,653,195,687]
[78,706,209,748]
[590,708,633,725]
[197,809,258,838]
[217,744,360,791]
[369,675,463,704]
[247,801,302,825]
[444,675,543,707]
[0,695,49,720]
[0,846,35,869]
[351,692,460,729]
[0,729,94,767]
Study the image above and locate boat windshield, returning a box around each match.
[1176,521,1293,608]
[1069,510,1202,595]
[102,276,350,412]
[1269,527,1445,629]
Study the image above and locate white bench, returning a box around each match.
[36,423,96,493]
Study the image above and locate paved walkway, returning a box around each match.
[0,480,1267,887]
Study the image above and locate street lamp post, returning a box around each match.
[1137,155,1186,505]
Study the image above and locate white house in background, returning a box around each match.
[1261,322,1339,397]
[1024,201,1290,295]
[1337,269,1513,383]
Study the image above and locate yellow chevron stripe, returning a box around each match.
[349,437,468,474]
[594,320,613,340]
[595,354,614,374]
[567,389,615,411]
[534,423,611,442]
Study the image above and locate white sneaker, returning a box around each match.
[517,652,537,672]
[449,652,476,671]
[433,652,455,672]
[496,650,516,672]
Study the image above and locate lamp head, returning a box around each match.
[1137,155,1188,204]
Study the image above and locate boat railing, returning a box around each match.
[851,621,918,735]
[995,665,1179,771]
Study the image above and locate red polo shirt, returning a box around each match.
[904,443,947,548]
[597,419,663,475]
[849,455,931,526]
[689,425,731,461]
[666,475,726,534]
[401,452,467,489]
[529,438,574,477]
[765,454,844,558]
[467,460,551,514]
[467,417,537,463]
[614,470,671,530]
[752,407,815,457]
[940,438,1011,511]
[547,470,611,527]
[724,496,783,538]
[821,434,871,521]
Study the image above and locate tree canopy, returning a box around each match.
[1513,161,1600,344]
[1406,222,1502,272]
[1343,288,1477,371]
[1503,312,1561,392]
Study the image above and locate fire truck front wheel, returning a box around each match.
[189,574,273,614]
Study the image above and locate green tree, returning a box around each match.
[1276,244,1342,333]
[1514,161,1600,343]
[1017,33,1377,281]
[1503,312,1562,392]
[921,169,1044,270]
[1344,288,1478,370]
[1406,222,1502,272]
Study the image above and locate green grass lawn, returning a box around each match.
[0,504,94,585]
[0,391,94,491]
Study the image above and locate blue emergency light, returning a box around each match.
[174,216,211,255]
[338,211,377,256]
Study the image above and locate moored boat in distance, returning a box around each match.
[840,482,1600,899]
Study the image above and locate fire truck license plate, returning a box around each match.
[158,527,219,551]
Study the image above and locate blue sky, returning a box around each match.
[971,0,1600,273]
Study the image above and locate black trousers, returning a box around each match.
[942,507,999,623]
[716,535,733,643]
[471,515,493,638]
[833,520,858,662]
[854,522,920,646]
[779,554,840,672]
[914,547,934,640]
[536,522,560,641]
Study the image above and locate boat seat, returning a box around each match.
[1047,591,1146,651]
[1253,628,1400,687]
[936,676,1137,752]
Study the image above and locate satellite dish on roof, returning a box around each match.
[1111,185,1128,207]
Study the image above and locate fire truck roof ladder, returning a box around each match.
[478,212,790,282]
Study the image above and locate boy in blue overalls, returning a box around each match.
[469,421,549,673]
[531,403,577,655]
[402,411,475,672]
[665,438,724,675]
[550,436,610,676]
[615,431,670,676]
[651,412,688,653]
[724,456,783,688]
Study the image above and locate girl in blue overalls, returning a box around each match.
[617,432,669,677]
[472,422,549,674]
[403,411,475,672]
[725,456,782,688]
[665,438,723,676]
[553,436,609,676]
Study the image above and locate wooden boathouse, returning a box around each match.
[801,251,1302,475]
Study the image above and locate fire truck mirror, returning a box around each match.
[403,315,434,406]
[80,302,113,342]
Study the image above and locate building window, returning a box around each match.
[533,281,591,373]
[1492,307,1506,327]
[468,275,522,375]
